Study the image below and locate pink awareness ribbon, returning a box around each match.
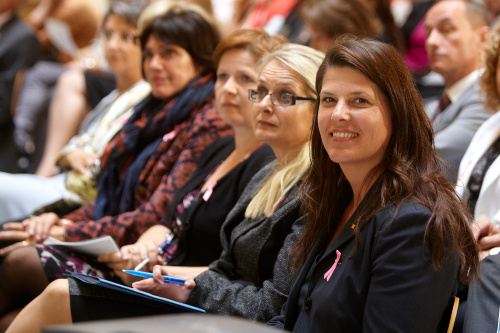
[324,250,341,282]
[202,180,217,202]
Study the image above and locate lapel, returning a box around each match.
[284,235,328,329]
[479,156,500,207]
[284,211,358,329]
[458,113,500,193]
[432,82,479,133]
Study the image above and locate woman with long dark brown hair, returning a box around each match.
[269,35,479,332]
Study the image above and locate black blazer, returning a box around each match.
[269,201,460,332]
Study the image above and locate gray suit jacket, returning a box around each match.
[186,162,305,322]
[432,80,492,181]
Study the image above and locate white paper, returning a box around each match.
[43,236,120,257]
[44,18,79,57]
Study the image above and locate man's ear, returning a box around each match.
[477,25,491,47]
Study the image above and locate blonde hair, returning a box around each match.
[481,20,500,112]
[245,44,325,219]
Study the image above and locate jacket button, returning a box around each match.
[304,297,312,310]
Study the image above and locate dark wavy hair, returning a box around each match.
[292,35,479,284]
[139,3,220,75]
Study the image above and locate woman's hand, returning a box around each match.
[132,265,197,303]
[0,213,72,255]
[64,149,99,175]
[22,213,71,242]
[98,241,162,286]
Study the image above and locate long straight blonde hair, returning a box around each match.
[245,44,325,219]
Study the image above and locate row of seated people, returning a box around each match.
[0,0,443,223]
[1,0,446,177]
[0,0,499,332]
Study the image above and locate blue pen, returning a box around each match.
[133,233,174,271]
[123,270,186,286]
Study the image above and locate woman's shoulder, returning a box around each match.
[371,201,432,230]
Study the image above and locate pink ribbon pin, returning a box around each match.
[163,127,179,142]
[202,180,217,202]
[324,250,341,282]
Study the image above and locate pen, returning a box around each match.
[134,233,174,271]
[123,270,186,286]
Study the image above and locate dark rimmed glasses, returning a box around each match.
[248,89,315,106]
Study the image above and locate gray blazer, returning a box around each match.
[186,162,305,322]
[432,80,492,181]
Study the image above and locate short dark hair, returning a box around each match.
[139,4,220,75]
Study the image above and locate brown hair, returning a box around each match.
[139,3,220,75]
[481,20,500,112]
[293,35,479,284]
[300,0,382,41]
[213,28,288,68]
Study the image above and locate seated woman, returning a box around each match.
[5,43,325,332]
[267,36,479,332]
[0,0,151,222]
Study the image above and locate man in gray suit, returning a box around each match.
[425,0,492,181]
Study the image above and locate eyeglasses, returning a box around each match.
[248,89,315,106]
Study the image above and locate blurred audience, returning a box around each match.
[223,0,298,37]
[7,0,104,174]
[299,0,382,53]
[0,0,150,223]
[0,0,41,173]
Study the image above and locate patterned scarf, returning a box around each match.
[94,75,215,219]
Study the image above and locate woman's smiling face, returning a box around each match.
[318,66,392,173]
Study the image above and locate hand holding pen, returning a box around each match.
[123,270,186,285]
[132,265,196,303]
[134,233,174,271]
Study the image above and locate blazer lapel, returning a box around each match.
[284,235,328,329]
[433,83,477,133]
[458,113,500,197]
